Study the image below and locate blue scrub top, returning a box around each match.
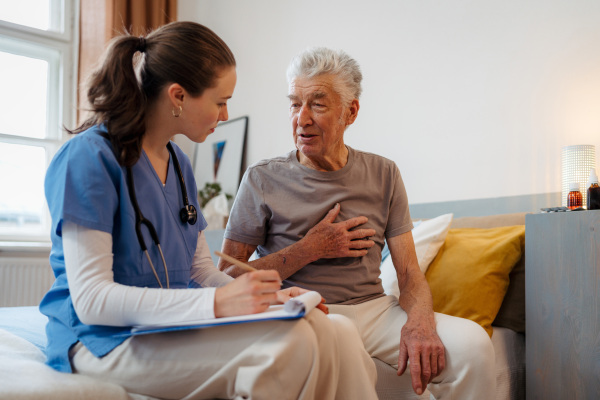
[40,125,207,372]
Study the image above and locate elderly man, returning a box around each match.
[219,47,494,398]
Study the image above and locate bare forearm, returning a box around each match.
[246,242,318,279]
[389,231,436,323]
[397,271,435,324]
[219,238,320,280]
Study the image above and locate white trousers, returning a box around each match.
[328,295,496,400]
[70,310,377,400]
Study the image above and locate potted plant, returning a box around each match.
[198,182,232,209]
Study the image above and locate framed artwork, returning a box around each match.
[192,116,248,200]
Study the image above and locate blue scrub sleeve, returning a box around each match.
[46,130,122,236]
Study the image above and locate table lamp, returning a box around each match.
[561,145,596,207]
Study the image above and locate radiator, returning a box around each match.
[0,257,55,307]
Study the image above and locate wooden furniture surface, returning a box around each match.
[525,210,600,399]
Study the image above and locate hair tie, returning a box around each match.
[137,36,147,53]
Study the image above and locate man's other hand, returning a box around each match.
[397,317,446,395]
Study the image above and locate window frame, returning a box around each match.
[0,0,79,245]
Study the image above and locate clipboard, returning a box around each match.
[119,291,322,337]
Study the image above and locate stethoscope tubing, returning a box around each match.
[125,142,194,289]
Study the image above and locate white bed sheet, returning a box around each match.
[0,328,137,400]
[491,326,526,400]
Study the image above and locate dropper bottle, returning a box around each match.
[567,182,582,210]
[588,168,600,210]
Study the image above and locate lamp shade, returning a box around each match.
[561,145,596,207]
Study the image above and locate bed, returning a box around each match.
[0,210,528,399]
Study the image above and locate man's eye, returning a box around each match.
[290,103,300,108]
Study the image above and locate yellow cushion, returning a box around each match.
[425,225,525,337]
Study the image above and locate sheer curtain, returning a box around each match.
[77,0,177,123]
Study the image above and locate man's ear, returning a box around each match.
[166,83,186,108]
[346,99,360,125]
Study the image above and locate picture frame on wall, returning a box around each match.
[192,116,248,202]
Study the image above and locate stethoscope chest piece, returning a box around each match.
[180,204,197,225]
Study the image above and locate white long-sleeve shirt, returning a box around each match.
[62,221,233,327]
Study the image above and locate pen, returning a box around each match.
[214,251,257,272]
[215,251,282,286]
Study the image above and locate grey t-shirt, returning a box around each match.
[225,146,413,304]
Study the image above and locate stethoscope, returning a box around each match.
[126,142,197,288]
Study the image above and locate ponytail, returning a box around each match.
[71,35,146,166]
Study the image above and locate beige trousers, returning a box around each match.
[70,310,377,400]
[328,295,496,400]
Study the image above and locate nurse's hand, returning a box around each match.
[275,287,329,314]
[214,270,281,318]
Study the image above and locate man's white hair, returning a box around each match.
[286,47,362,106]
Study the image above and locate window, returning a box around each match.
[0,0,78,242]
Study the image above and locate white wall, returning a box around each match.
[177,0,600,204]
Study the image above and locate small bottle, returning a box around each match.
[588,168,600,210]
[567,182,582,210]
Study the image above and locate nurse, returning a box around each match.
[40,21,377,400]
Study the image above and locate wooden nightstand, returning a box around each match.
[525,210,600,399]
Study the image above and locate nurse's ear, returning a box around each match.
[166,83,186,110]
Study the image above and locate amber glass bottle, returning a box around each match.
[567,182,582,210]
[588,168,600,210]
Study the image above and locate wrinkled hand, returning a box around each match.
[214,270,281,318]
[303,203,376,259]
[275,286,329,314]
[397,318,446,395]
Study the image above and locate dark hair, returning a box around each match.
[71,21,236,167]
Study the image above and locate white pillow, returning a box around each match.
[380,213,453,297]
